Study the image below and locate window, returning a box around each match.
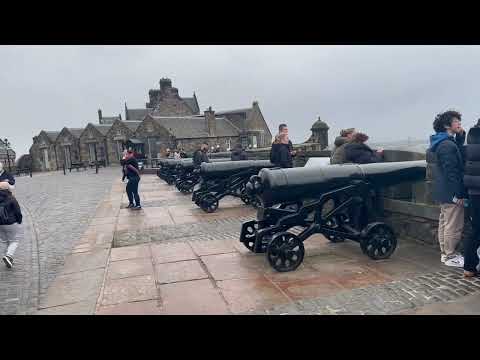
[252,135,257,148]
[226,138,231,151]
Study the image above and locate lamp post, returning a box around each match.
[3,138,11,172]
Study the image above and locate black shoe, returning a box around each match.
[3,255,13,269]
[126,203,135,209]
[132,205,142,210]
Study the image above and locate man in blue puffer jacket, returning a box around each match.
[463,122,480,277]
[427,110,466,267]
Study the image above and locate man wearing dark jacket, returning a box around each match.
[463,123,480,276]
[271,133,293,168]
[427,110,466,267]
[124,150,142,210]
[231,143,248,161]
[344,132,383,164]
[0,162,23,269]
[193,142,210,167]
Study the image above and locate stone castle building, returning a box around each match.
[0,138,16,168]
[30,78,274,171]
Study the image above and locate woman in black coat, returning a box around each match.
[463,124,480,277]
[344,132,383,164]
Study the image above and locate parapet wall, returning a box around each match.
[211,146,459,249]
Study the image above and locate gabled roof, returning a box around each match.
[126,108,151,121]
[184,97,199,114]
[123,121,142,132]
[215,107,252,117]
[93,124,112,136]
[151,116,239,139]
[45,131,60,142]
[66,128,85,138]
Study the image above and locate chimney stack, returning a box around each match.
[204,106,216,137]
[98,109,103,123]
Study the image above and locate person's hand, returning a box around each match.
[453,197,464,206]
[376,148,384,153]
[0,182,10,190]
[291,150,297,156]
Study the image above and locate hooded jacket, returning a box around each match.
[330,136,349,164]
[427,131,465,204]
[463,127,480,194]
[344,142,382,164]
[0,190,22,225]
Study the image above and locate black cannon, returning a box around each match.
[192,160,276,213]
[174,158,231,193]
[240,161,426,272]
[157,159,185,184]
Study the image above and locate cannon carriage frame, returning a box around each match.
[240,179,397,272]
[192,167,264,213]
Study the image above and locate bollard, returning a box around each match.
[95,162,99,174]
[29,168,32,178]
[63,164,66,175]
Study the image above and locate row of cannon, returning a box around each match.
[156,157,427,272]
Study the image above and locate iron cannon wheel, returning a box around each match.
[360,223,397,260]
[240,194,251,205]
[200,194,219,213]
[267,232,305,272]
[241,222,258,252]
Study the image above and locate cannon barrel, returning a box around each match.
[200,160,275,180]
[251,160,426,206]
[177,158,231,170]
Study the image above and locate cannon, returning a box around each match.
[240,161,426,272]
[174,158,231,192]
[192,160,276,213]
[157,158,230,185]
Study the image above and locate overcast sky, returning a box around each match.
[2,45,480,156]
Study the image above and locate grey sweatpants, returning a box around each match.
[0,223,23,257]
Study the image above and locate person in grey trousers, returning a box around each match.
[0,161,23,269]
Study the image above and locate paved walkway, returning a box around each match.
[0,168,119,315]
[12,171,480,315]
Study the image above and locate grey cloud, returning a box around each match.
[2,45,480,156]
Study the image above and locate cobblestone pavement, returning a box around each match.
[0,168,119,315]
[246,268,480,315]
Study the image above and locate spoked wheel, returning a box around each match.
[241,222,258,252]
[360,223,397,260]
[266,232,305,272]
[199,194,219,213]
[240,194,251,205]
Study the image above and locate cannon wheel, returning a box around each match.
[240,194,251,205]
[360,223,397,260]
[199,194,219,213]
[241,222,258,252]
[266,232,305,272]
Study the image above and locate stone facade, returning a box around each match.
[0,139,16,168]
[30,77,276,170]
[54,127,83,169]
[79,124,110,165]
[105,120,141,164]
[30,131,60,171]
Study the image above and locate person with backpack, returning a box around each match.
[0,162,23,268]
[270,133,293,168]
[463,122,480,277]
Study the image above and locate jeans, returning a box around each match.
[126,176,141,206]
[464,195,480,272]
[0,223,23,257]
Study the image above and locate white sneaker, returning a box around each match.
[445,255,464,268]
[441,254,447,264]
